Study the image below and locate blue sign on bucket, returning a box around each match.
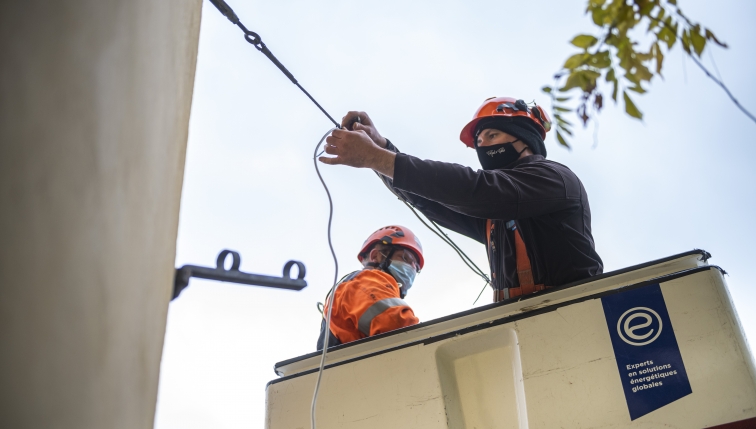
[601,283,692,420]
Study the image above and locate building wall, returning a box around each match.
[0,1,202,427]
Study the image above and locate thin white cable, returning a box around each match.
[311,126,339,429]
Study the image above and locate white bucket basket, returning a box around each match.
[266,251,756,428]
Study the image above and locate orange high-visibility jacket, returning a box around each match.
[325,269,419,344]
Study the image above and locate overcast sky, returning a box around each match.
[154,1,756,427]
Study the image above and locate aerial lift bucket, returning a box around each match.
[266,250,756,428]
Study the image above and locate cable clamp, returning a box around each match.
[209,0,240,24]
[243,30,263,49]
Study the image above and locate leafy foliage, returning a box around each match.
[543,0,727,148]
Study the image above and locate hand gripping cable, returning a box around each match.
[208,0,341,128]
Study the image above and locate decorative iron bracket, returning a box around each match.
[172,250,307,300]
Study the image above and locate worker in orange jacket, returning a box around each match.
[316,225,424,350]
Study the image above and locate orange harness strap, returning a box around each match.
[489,220,549,302]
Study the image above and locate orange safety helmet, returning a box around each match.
[358,225,424,270]
[459,97,552,148]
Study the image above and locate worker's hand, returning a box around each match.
[341,111,388,148]
[319,129,381,168]
[319,129,396,178]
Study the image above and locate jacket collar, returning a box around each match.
[504,154,544,169]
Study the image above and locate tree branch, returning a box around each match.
[652,16,756,125]
[688,54,756,124]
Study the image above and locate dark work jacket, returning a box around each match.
[379,141,603,292]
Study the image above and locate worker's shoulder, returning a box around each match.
[339,269,396,290]
[335,270,400,304]
[514,156,579,178]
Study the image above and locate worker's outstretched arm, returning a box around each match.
[377,140,487,244]
[318,112,487,243]
[388,153,582,220]
[317,112,581,221]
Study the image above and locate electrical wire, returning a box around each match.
[399,200,492,303]
[208,0,341,128]
[310,126,339,429]
[473,280,490,305]
[208,1,498,424]
[429,218,489,279]
[386,183,488,279]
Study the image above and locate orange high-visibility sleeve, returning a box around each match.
[325,269,418,345]
[367,305,418,336]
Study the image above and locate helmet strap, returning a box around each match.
[364,246,396,272]
[378,246,396,272]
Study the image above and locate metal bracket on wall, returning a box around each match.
[172,250,307,300]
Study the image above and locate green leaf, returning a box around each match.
[554,106,571,112]
[554,114,573,127]
[588,51,612,68]
[617,43,636,70]
[634,63,654,82]
[556,130,570,148]
[606,68,616,82]
[681,30,691,54]
[635,50,654,61]
[591,9,603,26]
[657,22,677,49]
[542,86,552,94]
[649,8,666,32]
[690,29,706,57]
[705,28,728,48]
[623,91,643,119]
[561,70,601,92]
[563,53,588,69]
[605,32,620,48]
[556,97,571,102]
[590,3,608,25]
[639,2,655,17]
[611,75,619,101]
[653,42,664,75]
[570,34,599,49]
[561,72,584,92]
[628,85,646,94]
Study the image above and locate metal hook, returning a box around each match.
[216,249,241,271]
[283,260,306,280]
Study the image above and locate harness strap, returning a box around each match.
[489,220,549,302]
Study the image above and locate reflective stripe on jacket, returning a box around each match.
[317,269,418,349]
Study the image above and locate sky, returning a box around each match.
[154,1,756,427]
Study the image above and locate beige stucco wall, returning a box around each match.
[0,1,202,428]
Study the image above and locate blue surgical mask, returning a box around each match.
[387,260,417,298]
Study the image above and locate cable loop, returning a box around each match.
[243,31,263,49]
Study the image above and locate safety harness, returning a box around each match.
[487,219,550,302]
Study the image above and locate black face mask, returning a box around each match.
[475,139,525,170]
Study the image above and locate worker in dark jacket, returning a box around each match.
[317,225,423,350]
[318,97,603,302]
